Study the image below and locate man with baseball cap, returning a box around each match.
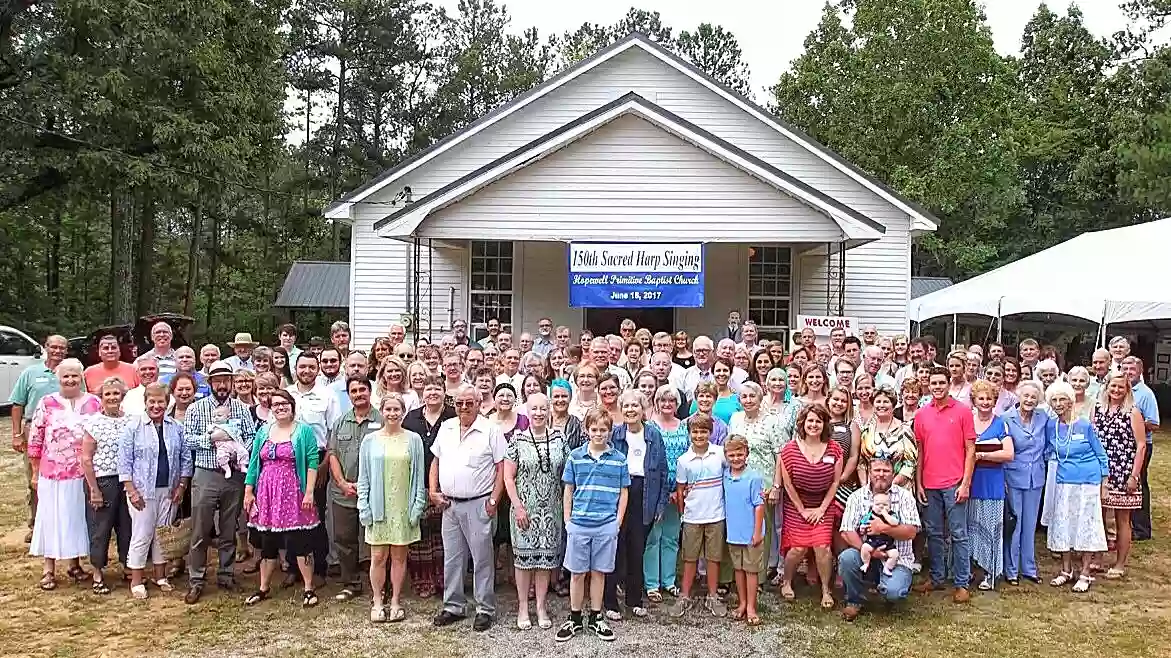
[182,360,259,604]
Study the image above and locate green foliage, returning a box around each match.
[771,0,1168,281]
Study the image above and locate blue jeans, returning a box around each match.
[838,547,912,606]
[643,506,681,590]
[1004,486,1042,580]
[924,485,971,589]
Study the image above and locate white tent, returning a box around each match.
[909,218,1171,324]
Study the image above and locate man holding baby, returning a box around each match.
[182,360,259,604]
[837,456,920,621]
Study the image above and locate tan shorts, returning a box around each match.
[727,543,766,574]
[681,521,725,562]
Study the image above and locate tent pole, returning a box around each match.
[952,314,958,349]
[996,296,1003,343]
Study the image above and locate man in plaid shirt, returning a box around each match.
[182,360,259,604]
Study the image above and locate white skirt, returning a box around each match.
[1040,460,1057,527]
[30,478,89,560]
[1046,483,1107,553]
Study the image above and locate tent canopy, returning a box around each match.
[909,218,1171,323]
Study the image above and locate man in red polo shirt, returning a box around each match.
[912,366,976,603]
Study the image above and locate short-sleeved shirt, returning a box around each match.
[431,415,507,499]
[141,348,177,379]
[326,407,384,508]
[914,396,977,490]
[676,444,726,524]
[84,362,139,393]
[1132,382,1160,445]
[287,383,342,449]
[723,467,764,545]
[562,443,630,527]
[840,484,920,569]
[8,363,60,416]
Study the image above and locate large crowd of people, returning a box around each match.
[8,313,1157,640]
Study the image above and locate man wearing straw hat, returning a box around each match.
[224,332,259,372]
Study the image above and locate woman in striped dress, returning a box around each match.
[828,387,861,543]
[777,403,843,609]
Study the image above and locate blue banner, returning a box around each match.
[568,242,704,308]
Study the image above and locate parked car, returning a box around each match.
[69,313,195,367]
[0,325,44,409]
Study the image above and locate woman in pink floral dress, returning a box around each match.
[28,358,102,589]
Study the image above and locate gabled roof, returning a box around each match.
[274,261,349,309]
[373,92,885,242]
[910,276,954,299]
[326,32,939,232]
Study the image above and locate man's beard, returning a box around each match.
[213,390,231,403]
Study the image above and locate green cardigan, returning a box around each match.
[244,422,319,493]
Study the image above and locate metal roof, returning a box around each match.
[910,276,954,300]
[274,261,349,309]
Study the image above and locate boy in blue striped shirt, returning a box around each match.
[557,408,630,643]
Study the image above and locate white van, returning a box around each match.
[0,326,43,408]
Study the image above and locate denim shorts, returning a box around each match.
[563,520,619,574]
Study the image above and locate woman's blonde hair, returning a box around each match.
[1096,372,1135,410]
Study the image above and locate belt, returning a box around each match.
[446,492,491,503]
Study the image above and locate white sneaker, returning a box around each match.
[604,609,622,621]
[910,561,923,574]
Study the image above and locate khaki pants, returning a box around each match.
[331,502,368,590]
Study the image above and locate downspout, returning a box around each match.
[836,240,846,317]
[427,238,434,341]
[824,242,831,315]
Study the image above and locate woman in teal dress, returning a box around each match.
[687,358,742,423]
[358,393,426,623]
[503,393,567,630]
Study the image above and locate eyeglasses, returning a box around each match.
[454,400,476,408]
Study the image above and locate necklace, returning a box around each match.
[1054,417,1075,462]
[525,429,552,473]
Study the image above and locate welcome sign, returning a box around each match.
[569,242,704,308]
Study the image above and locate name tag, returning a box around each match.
[368,423,381,431]
[1072,433,1085,443]
[834,425,847,433]
[822,455,836,464]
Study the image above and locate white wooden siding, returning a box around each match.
[351,45,912,334]
[675,243,747,337]
[516,242,580,331]
[348,212,464,347]
[420,115,847,241]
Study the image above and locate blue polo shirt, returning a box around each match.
[563,444,630,528]
[723,466,764,545]
[1132,382,1160,445]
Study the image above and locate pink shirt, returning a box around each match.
[913,396,976,490]
[27,393,103,480]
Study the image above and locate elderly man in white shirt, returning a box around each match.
[121,356,161,416]
[858,345,897,390]
[682,336,726,400]
[715,338,750,385]
[430,384,507,632]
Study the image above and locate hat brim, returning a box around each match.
[227,342,259,348]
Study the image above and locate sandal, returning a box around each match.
[302,590,319,608]
[780,582,795,600]
[537,613,552,629]
[647,589,663,603]
[746,615,763,627]
[1050,572,1073,587]
[92,580,111,595]
[664,585,681,598]
[517,615,532,630]
[1072,575,1093,593]
[388,606,406,622]
[334,588,357,602]
[1104,567,1125,580]
[244,589,270,606]
[131,584,148,600]
[155,578,174,592]
[370,604,387,623]
[39,573,57,591]
[730,609,746,621]
[66,566,90,583]
[821,593,835,610]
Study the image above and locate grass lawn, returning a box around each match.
[0,425,1168,658]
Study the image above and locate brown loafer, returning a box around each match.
[912,581,935,594]
[841,604,861,622]
[952,587,970,604]
[184,583,203,605]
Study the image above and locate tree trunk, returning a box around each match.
[108,188,134,324]
[46,209,60,294]
[206,207,220,331]
[183,199,202,316]
[134,189,156,317]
